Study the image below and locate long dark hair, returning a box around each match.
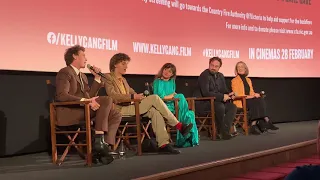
[155,63,177,79]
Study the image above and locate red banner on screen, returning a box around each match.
[0,0,318,77]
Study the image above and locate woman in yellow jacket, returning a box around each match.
[231,61,278,135]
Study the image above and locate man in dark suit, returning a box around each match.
[55,45,121,164]
[194,57,237,140]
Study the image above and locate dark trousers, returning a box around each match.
[196,101,237,135]
[247,97,267,121]
[214,102,237,135]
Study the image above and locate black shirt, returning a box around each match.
[194,69,230,102]
[239,75,250,95]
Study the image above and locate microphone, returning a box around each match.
[260,91,266,98]
[143,90,150,97]
[87,64,106,78]
[143,82,150,96]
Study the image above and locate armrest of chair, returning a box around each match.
[163,97,179,102]
[49,101,92,130]
[234,96,246,100]
[51,101,90,106]
[186,97,215,101]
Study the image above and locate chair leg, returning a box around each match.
[243,110,249,136]
[49,104,57,165]
[211,120,216,141]
[51,129,57,164]
[85,105,92,167]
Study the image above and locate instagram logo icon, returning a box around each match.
[47,32,56,44]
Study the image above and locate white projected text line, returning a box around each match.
[133,41,192,57]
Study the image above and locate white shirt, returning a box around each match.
[70,65,101,83]
[70,65,101,101]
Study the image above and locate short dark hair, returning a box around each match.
[64,45,85,66]
[109,53,131,72]
[155,63,177,79]
[209,57,222,67]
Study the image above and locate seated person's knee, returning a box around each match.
[230,103,237,111]
[148,94,161,100]
[215,103,225,112]
[99,96,113,105]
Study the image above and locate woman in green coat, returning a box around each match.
[153,63,199,148]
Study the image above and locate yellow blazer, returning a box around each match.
[231,75,255,108]
[103,73,136,111]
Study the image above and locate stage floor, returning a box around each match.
[0,120,317,180]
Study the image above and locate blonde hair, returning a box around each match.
[235,61,249,76]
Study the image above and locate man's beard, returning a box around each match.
[209,69,217,75]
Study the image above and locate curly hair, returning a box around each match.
[64,45,85,66]
[109,53,131,72]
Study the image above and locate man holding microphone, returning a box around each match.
[55,45,121,165]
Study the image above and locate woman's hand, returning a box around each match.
[164,93,177,100]
[246,95,255,99]
[254,93,261,98]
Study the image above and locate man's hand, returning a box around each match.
[134,93,145,100]
[228,92,235,96]
[254,93,261,98]
[84,96,100,111]
[223,94,231,102]
[89,65,102,79]
[89,97,100,111]
[228,92,236,100]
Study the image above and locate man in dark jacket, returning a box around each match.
[194,57,237,140]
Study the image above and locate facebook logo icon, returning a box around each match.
[47,32,56,44]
